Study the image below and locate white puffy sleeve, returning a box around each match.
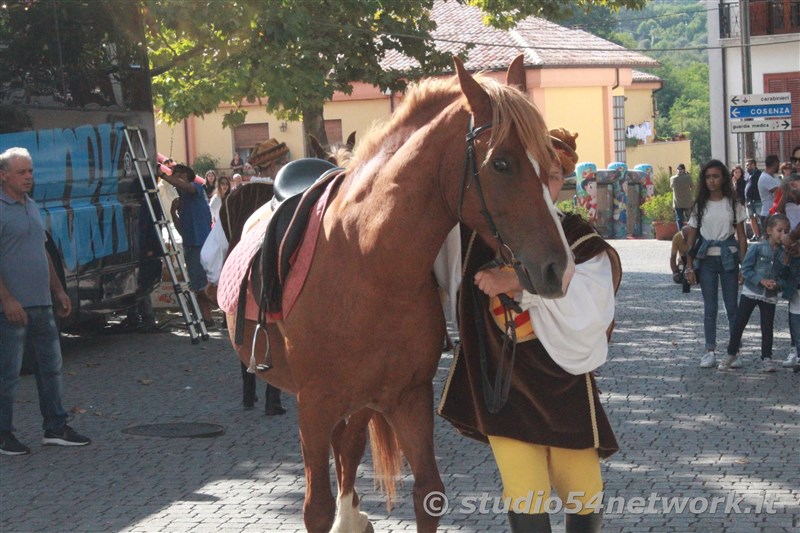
[519,253,615,375]
[433,225,462,321]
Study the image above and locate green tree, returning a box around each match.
[669,94,711,166]
[573,0,711,163]
[145,0,646,151]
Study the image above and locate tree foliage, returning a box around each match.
[145,0,647,148]
[563,0,712,164]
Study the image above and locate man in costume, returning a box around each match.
[438,128,622,532]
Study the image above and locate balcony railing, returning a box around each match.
[720,0,800,38]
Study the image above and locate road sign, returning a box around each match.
[729,92,791,107]
[729,103,792,119]
[729,118,792,134]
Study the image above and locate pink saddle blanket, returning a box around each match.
[217,176,340,323]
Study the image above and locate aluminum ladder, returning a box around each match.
[122,126,209,344]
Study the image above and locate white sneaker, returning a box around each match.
[730,357,743,369]
[718,354,738,371]
[762,358,777,373]
[700,351,716,368]
[783,353,798,368]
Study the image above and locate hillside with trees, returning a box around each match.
[565,0,711,165]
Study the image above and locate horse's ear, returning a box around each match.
[506,54,527,92]
[455,56,491,122]
[308,135,325,159]
[345,131,356,151]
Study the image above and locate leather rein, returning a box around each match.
[457,116,535,414]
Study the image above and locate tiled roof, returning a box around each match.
[382,1,659,72]
[632,70,662,82]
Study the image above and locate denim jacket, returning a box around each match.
[740,241,791,298]
[693,234,740,271]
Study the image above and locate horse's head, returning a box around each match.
[452,55,574,298]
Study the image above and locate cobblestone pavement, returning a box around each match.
[1,240,798,532]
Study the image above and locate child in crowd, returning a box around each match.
[719,214,792,372]
[774,173,800,368]
[784,257,800,370]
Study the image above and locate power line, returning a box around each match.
[430,34,799,54]
[314,19,799,57]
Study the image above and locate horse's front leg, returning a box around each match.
[298,394,339,533]
[330,409,374,533]
[384,382,445,533]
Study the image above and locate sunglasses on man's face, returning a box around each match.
[792,157,800,164]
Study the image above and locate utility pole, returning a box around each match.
[740,0,755,160]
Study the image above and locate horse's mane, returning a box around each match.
[328,145,354,167]
[350,74,554,173]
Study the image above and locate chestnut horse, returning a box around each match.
[222,55,574,532]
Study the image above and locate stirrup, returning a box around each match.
[251,322,272,372]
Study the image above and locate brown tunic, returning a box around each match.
[437,214,622,458]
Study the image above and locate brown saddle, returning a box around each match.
[233,159,341,345]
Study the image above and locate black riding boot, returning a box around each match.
[265,383,287,416]
[564,511,603,533]
[507,511,551,533]
[241,363,257,409]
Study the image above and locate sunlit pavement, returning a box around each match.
[1,240,797,532]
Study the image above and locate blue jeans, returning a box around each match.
[790,313,800,357]
[674,207,689,230]
[696,256,740,351]
[0,306,68,433]
[727,295,775,359]
[183,245,208,291]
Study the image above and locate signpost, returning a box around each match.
[728,92,793,134]
[730,119,792,133]
[729,104,791,119]
[729,93,791,106]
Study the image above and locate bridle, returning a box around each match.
[458,115,533,286]
[457,115,539,413]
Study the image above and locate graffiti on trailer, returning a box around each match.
[0,123,129,271]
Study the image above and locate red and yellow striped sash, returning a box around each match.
[488,267,537,342]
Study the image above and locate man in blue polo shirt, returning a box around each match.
[159,163,214,326]
[0,147,91,455]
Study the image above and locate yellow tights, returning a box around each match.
[488,435,603,515]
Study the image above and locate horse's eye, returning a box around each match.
[492,159,510,172]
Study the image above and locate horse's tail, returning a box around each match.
[368,411,403,511]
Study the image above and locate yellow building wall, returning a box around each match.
[320,98,393,146]
[153,72,681,180]
[622,89,655,139]
[155,117,188,163]
[542,86,610,167]
[155,98,391,171]
[626,139,691,177]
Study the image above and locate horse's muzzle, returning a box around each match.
[519,256,575,299]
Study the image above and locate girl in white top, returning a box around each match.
[208,176,231,225]
[685,160,748,369]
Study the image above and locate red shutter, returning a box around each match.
[234,123,270,151]
[750,1,769,36]
[764,72,800,160]
[324,119,343,145]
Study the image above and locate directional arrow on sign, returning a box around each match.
[729,118,792,134]
[729,92,791,106]
[729,104,792,119]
